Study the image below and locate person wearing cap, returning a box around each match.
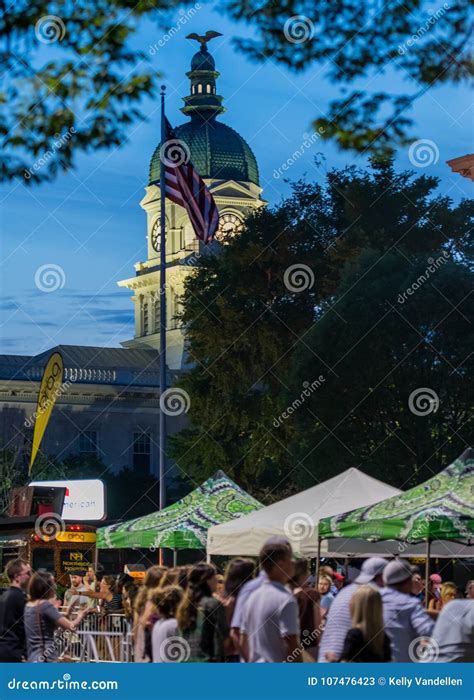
[381,560,434,662]
[318,557,388,662]
[333,572,345,592]
[240,537,300,662]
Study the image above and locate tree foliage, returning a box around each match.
[1,0,472,182]
[0,0,178,183]
[170,161,473,491]
[225,0,473,153]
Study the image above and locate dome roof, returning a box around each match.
[191,49,215,71]
[149,119,260,186]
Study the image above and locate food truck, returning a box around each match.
[0,480,105,587]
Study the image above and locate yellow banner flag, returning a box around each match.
[29,352,64,476]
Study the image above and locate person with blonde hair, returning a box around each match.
[428,581,457,612]
[340,585,391,662]
[133,565,167,662]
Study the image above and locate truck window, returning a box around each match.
[32,548,55,573]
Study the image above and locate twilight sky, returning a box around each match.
[1,3,472,356]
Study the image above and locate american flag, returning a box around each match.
[161,117,219,244]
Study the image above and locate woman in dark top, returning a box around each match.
[176,563,228,662]
[24,572,88,662]
[82,575,123,612]
[340,585,391,662]
[221,557,255,661]
[289,559,321,660]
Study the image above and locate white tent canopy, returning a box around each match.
[207,468,401,557]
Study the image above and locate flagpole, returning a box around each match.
[159,84,167,530]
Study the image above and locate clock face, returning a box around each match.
[217,212,243,238]
[151,219,160,252]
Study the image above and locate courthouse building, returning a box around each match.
[0,38,264,476]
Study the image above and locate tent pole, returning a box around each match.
[424,539,431,607]
[315,533,322,582]
[206,552,211,564]
[173,548,177,567]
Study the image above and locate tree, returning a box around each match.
[170,160,473,491]
[0,0,178,183]
[2,1,472,183]
[288,251,473,489]
[225,0,472,154]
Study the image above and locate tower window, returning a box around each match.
[154,297,160,331]
[206,84,211,94]
[133,431,151,470]
[197,84,202,94]
[143,301,149,335]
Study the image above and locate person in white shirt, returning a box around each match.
[381,560,434,662]
[151,585,183,663]
[240,537,300,663]
[431,599,474,662]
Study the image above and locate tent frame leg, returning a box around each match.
[315,535,322,582]
[172,548,177,567]
[424,539,431,607]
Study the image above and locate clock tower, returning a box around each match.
[118,35,265,369]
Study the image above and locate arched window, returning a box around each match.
[206,84,211,94]
[197,84,202,94]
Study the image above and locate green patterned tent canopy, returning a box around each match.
[96,470,262,550]
[319,449,474,545]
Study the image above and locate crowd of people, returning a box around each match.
[0,538,473,663]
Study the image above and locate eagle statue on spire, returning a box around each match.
[186,30,222,51]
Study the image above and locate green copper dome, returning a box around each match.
[149,119,259,186]
[148,41,259,186]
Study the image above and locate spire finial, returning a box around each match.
[186,30,222,52]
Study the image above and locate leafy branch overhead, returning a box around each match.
[1,0,472,182]
[0,0,179,183]
[224,0,473,154]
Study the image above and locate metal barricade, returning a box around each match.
[55,612,134,663]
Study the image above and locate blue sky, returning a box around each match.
[1,3,472,356]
